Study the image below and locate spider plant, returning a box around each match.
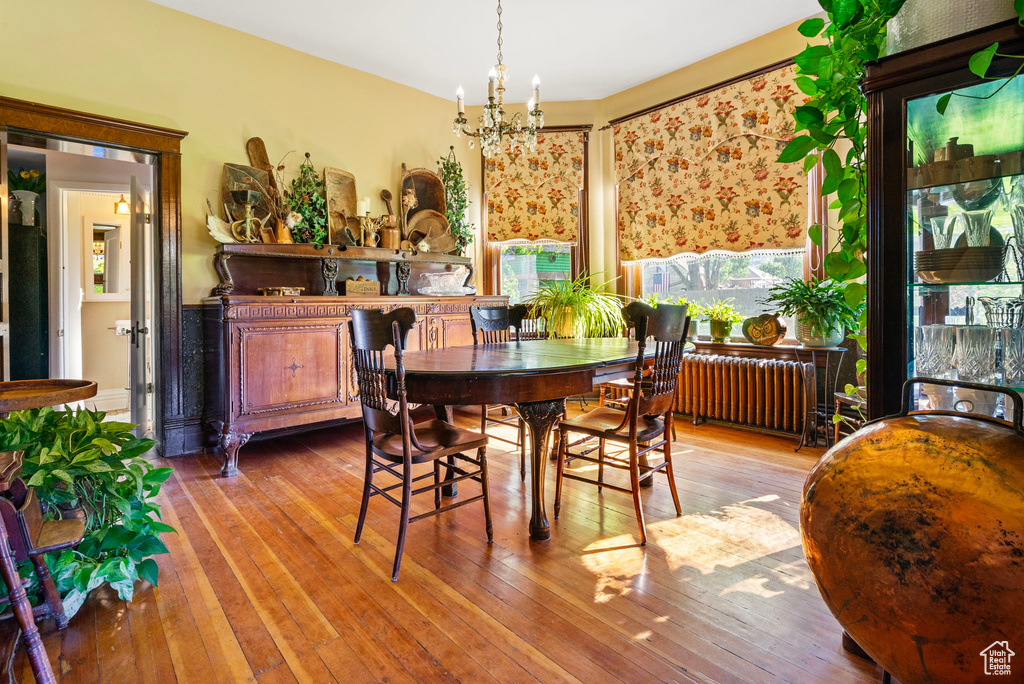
[525,273,623,338]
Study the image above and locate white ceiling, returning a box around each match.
[151,0,817,105]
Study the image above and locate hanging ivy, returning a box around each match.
[437,147,475,255]
[778,0,908,354]
[287,152,328,246]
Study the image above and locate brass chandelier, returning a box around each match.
[452,0,544,156]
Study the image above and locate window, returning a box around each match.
[640,251,805,335]
[498,244,574,304]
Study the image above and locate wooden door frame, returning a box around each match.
[0,97,188,454]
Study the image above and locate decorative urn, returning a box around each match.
[800,380,1024,684]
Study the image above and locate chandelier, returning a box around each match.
[452,0,544,156]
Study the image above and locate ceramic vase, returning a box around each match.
[796,321,844,348]
[11,190,39,226]
[709,320,733,343]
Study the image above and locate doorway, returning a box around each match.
[6,140,156,435]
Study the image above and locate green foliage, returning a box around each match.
[938,6,1024,114]
[287,153,328,246]
[0,406,174,619]
[8,167,46,194]
[437,149,475,255]
[780,0,908,326]
[525,272,624,338]
[759,277,863,338]
[697,298,744,325]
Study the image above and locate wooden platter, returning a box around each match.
[0,379,97,413]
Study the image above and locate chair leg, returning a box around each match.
[433,460,442,510]
[629,441,648,545]
[518,418,527,482]
[354,442,374,544]
[31,555,67,630]
[597,438,605,493]
[663,425,682,516]
[480,405,488,435]
[478,447,494,543]
[554,427,567,519]
[392,457,413,582]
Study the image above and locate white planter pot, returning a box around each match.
[887,0,1016,55]
[11,190,39,226]
[796,321,845,348]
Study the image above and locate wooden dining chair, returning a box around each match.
[554,301,690,545]
[350,308,493,581]
[470,305,529,481]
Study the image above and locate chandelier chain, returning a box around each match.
[495,0,503,68]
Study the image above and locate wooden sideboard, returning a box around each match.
[203,294,507,476]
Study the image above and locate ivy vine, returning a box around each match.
[778,0,908,351]
[287,152,328,246]
[437,147,475,255]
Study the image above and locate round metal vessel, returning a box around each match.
[801,383,1024,684]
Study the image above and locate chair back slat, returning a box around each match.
[623,301,690,419]
[349,308,417,439]
[17,487,43,551]
[470,306,512,344]
[511,305,551,340]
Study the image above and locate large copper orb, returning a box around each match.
[801,414,1024,684]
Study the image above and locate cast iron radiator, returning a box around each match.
[676,354,814,433]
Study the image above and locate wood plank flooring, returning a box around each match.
[16,411,885,683]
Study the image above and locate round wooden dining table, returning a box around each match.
[398,338,644,541]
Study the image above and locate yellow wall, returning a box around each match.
[2,0,479,304]
[6,2,810,300]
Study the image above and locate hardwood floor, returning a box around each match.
[16,411,884,683]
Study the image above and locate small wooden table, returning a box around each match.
[0,379,97,415]
[397,338,645,541]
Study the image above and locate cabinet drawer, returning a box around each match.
[238,325,343,415]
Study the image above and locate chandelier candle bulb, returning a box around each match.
[532,74,540,106]
[456,86,465,115]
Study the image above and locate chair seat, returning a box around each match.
[601,377,634,389]
[33,517,86,555]
[560,407,664,443]
[373,419,488,464]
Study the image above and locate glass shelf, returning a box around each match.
[908,280,1024,289]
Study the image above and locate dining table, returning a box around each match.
[396,337,647,542]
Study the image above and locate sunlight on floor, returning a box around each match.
[580,494,802,604]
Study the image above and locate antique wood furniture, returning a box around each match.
[834,389,867,444]
[554,303,689,544]
[203,294,506,476]
[396,337,653,541]
[470,305,529,481]
[349,308,492,581]
[864,19,1024,419]
[791,346,846,451]
[0,379,97,414]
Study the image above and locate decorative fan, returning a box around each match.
[406,209,457,253]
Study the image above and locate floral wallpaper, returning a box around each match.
[485,130,586,244]
[614,64,807,262]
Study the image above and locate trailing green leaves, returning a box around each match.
[0,406,174,618]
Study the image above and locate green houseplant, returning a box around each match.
[525,273,623,338]
[286,152,328,246]
[0,406,174,619]
[760,277,862,347]
[437,147,474,255]
[698,299,743,343]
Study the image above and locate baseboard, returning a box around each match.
[85,389,128,413]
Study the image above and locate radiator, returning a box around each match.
[676,354,813,433]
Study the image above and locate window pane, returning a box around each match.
[500,244,573,304]
[641,252,804,334]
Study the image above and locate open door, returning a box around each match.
[0,125,9,381]
[129,177,151,435]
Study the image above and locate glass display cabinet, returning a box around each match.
[865,20,1024,419]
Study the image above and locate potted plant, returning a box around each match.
[699,299,743,343]
[8,166,46,226]
[526,273,623,338]
[760,277,862,347]
[0,406,174,619]
[641,294,700,338]
[437,147,474,256]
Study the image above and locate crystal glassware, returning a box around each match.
[1003,328,1024,383]
[961,208,994,247]
[915,324,955,376]
[955,325,998,380]
[928,215,958,250]
[1011,205,1024,280]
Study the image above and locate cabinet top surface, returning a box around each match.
[204,294,507,305]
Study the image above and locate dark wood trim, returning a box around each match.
[606,58,795,127]
[0,96,189,454]
[480,126,592,295]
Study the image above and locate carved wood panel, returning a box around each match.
[238,325,343,415]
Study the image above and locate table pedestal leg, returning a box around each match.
[515,398,565,542]
[434,405,458,497]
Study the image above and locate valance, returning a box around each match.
[485,130,586,244]
[614,64,807,262]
